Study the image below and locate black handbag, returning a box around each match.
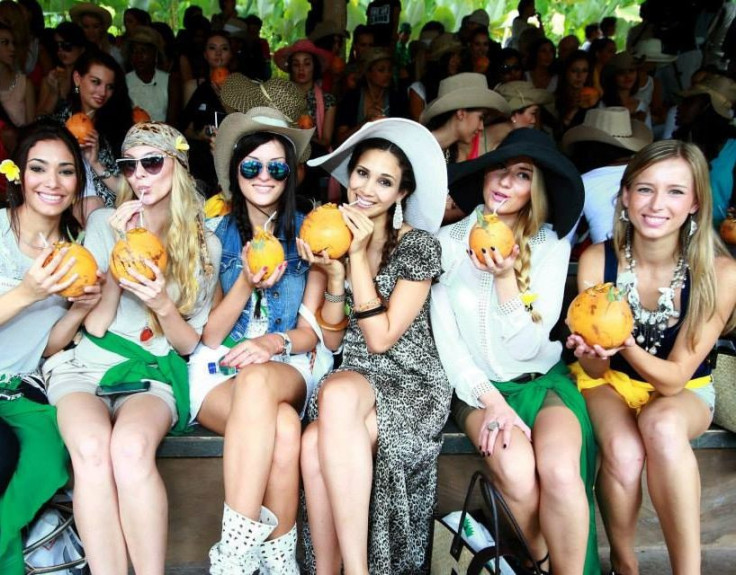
[431,471,543,575]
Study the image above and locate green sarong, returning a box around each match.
[0,377,69,575]
[494,361,600,575]
[84,331,190,435]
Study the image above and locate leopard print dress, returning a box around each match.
[301,228,452,574]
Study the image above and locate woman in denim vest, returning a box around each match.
[188,107,331,574]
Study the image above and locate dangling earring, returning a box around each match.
[689,215,698,237]
[392,201,403,230]
[74,84,79,94]
[619,208,629,222]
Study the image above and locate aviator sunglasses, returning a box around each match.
[239,159,290,181]
[116,155,167,177]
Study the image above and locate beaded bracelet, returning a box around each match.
[323,291,346,304]
[315,307,349,332]
[354,297,382,312]
[354,304,387,320]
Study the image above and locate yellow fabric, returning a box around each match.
[569,362,711,411]
[204,193,231,218]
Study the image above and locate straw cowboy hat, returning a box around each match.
[427,33,462,62]
[496,81,554,113]
[631,38,677,64]
[220,75,309,122]
[69,3,112,30]
[448,128,584,238]
[561,107,653,153]
[420,73,511,124]
[126,26,165,61]
[358,47,393,75]
[308,118,448,234]
[214,107,315,199]
[680,74,736,120]
[274,39,333,73]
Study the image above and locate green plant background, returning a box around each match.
[44,0,643,53]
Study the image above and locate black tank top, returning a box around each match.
[603,241,710,380]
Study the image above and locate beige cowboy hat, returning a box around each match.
[496,81,554,114]
[69,2,112,30]
[214,107,314,199]
[420,73,511,125]
[126,26,165,60]
[680,74,736,120]
[631,38,677,64]
[273,39,333,73]
[561,107,653,153]
[358,47,393,75]
[308,20,348,44]
[308,118,447,234]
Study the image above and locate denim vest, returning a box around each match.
[214,213,308,340]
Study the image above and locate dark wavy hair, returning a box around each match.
[229,132,298,243]
[346,137,416,270]
[8,120,86,240]
[70,49,132,155]
[288,51,323,82]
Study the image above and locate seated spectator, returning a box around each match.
[557,34,581,65]
[630,38,672,127]
[69,2,123,66]
[496,80,556,132]
[408,33,464,121]
[581,23,601,51]
[525,37,558,92]
[125,26,174,123]
[562,107,653,243]
[556,50,596,135]
[600,52,649,126]
[495,48,525,86]
[37,22,87,117]
[0,22,35,127]
[589,37,616,94]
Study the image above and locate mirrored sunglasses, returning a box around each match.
[239,159,290,181]
[116,155,166,178]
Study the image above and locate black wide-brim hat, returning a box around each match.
[448,128,584,238]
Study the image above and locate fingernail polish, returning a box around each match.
[481,248,487,254]
[490,247,496,252]
[503,443,507,449]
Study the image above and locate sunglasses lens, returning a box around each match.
[119,160,136,177]
[239,159,262,179]
[57,42,73,52]
[267,161,290,181]
[140,156,165,174]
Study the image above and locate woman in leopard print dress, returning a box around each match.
[298,118,451,574]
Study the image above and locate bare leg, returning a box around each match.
[638,391,711,575]
[56,393,127,575]
[110,394,172,575]
[463,408,546,560]
[534,406,588,575]
[302,422,341,575]
[583,386,645,575]
[316,372,378,575]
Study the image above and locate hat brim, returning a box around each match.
[421,88,511,124]
[69,4,112,30]
[307,119,448,234]
[679,86,733,120]
[214,109,314,199]
[274,42,332,73]
[448,129,584,238]
[561,118,653,153]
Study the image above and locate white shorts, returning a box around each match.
[187,343,317,424]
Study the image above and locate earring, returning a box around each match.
[689,215,698,237]
[619,208,629,222]
[74,84,79,94]
[392,201,403,230]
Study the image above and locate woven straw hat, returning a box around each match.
[358,47,393,75]
[561,107,653,153]
[420,73,511,124]
[220,74,309,126]
[427,33,462,61]
[680,74,736,120]
[69,3,112,30]
[496,81,554,113]
[214,107,314,199]
[308,118,447,235]
[274,39,333,73]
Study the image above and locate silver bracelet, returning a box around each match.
[323,291,346,304]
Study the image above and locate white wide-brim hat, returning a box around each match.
[420,72,511,125]
[562,107,653,153]
[308,119,447,235]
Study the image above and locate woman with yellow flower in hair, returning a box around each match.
[431,129,600,575]
[44,123,220,574]
[0,121,103,574]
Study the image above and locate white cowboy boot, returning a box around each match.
[259,523,300,575]
[209,504,278,575]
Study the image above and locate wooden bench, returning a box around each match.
[157,421,736,458]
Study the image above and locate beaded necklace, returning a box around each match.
[616,235,688,355]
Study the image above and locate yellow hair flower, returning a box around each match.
[0,159,20,183]
[520,292,538,311]
[175,136,190,152]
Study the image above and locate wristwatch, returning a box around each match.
[276,332,292,357]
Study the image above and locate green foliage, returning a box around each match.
[45,0,644,53]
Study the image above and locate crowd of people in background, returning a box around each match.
[1,0,736,574]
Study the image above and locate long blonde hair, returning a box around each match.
[117,159,211,333]
[511,164,548,323]
[612,140,736,348]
